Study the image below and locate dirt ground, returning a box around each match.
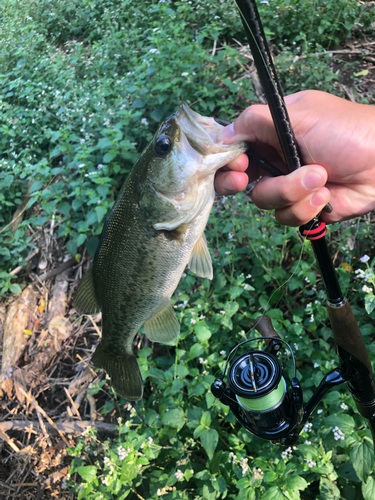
[0,36,374,499]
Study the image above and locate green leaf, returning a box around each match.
[9,283,22,294]
[195,324,211,341]
[187,343,204,360]
[66,240,77,257]
[319,476,340,500]
[260,485,285,500]
[201,411,211,427]
[194,424,206,439]
[76,465,97,483]
[323,414,355,434]
[285,474,307,491]
[350,440,375,482]
[213,476,227,493]
[259,295,270,311]
[365,294,375,315]
[224,301,239,318]
[95,205,107,223]
[200,428,218,460]
[103,152,116,163]
[57,201,71,216]
[362,475,375,500]
[29,180,43,194]
[230,286,244,300]
[101,400,114,414]
[161,408,185,431]
[76,233,87,247]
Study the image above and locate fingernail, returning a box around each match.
[217,123,235,143]
[311,191,327,207]
[302,172,324,191]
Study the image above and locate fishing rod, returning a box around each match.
[212,0,375,446]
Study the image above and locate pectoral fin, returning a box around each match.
[188,233,213,279]
[74,267,101,314]
[144,301,180,343]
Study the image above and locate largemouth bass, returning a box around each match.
[74,103,247,400]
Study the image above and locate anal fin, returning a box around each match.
[144,301,180,343]
[74,267,100,314]
[188,233,213,279]
[91,343,143,401]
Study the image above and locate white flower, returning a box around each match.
[314,362,319,368]
[181,72,189,77]
[246,274,252,278]
[190,318,196,324]
[362,285,373,293]
[303,422,313,433]
[175,469,184,480]
[253,467,263,479]
[228,451,237,464]
[102,476,109,486]
[306,459,316,468]
[220,350,226,355]
[360,255,370,263]
[149,48,160,54]
[240,457,249,475]
[219,310,225,315]
[317,409,323,414]
[81,425,91,436]
[281,446,293,460]
[117,445,128,460]
[333,426,345,441]
[78,163,85,168]
[340,403,348,410]
[225,251,231,255]
[141,118,149,126]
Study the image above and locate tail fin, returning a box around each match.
[92,343,143,401]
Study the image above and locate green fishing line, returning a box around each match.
[237,378,286,412]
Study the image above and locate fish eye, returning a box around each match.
[155,136,172,156]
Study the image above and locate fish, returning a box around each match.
[74,103,247,400]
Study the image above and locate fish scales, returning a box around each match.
[75,103,247,400]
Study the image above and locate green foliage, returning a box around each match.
[66,196,375,499]
[258,0,368,50]
[1,0,375,498]
[1,0,374,286]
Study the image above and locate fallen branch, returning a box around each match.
[9,248,39,275]
[38,257,78,282]
[0,420,119,436]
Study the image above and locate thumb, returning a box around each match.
[217,103,278,146]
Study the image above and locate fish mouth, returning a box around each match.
[175,103,221,156]
[175,102,248,174]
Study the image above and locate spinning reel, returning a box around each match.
[211,316,357,446]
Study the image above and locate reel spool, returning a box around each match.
[228,351,290,433]
[212,337,303,443]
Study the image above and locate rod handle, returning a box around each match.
[327,300,373,374]
[254,315,282,349]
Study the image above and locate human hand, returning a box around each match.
[214,90,375,225]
